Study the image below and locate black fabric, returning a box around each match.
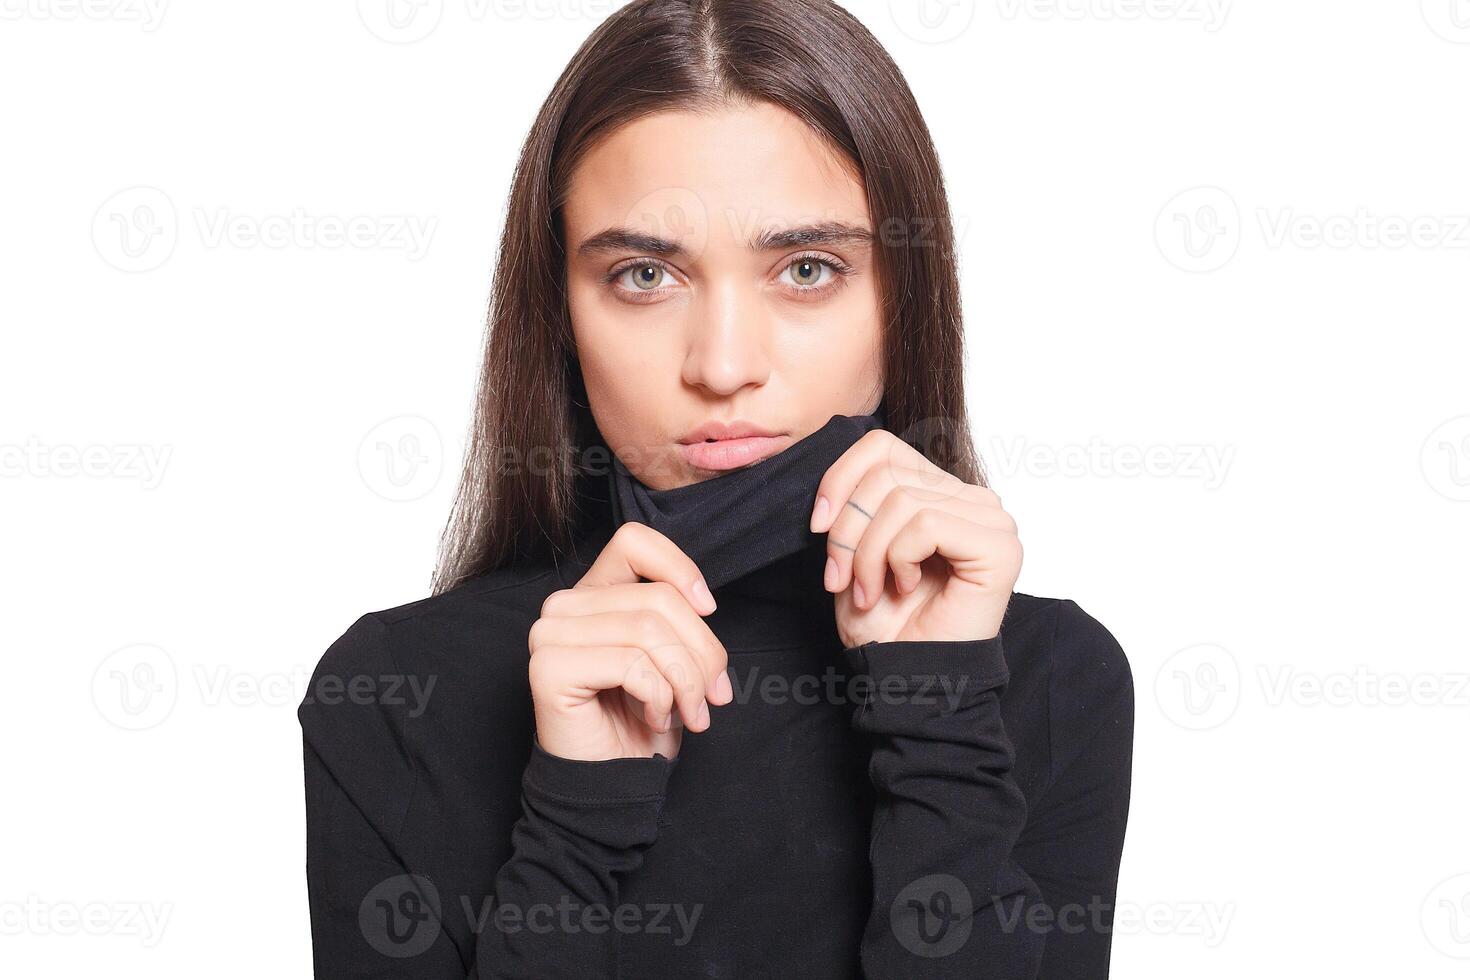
[607,410,887,590]
[298,411,1134,978]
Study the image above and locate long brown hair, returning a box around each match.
[432,0,984,595]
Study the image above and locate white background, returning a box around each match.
[3,0,1468,975]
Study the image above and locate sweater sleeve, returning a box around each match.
[298,613,678,978]
[841,633,1046,979]
[1012,601,1135,979]
[842,601,1135,980]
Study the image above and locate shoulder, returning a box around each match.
[299,555,568,731]
[1002,591,1131,685]
[333,556,562,657]
[1001,592,1135,745]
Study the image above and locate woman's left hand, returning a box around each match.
[811,429,1022,649]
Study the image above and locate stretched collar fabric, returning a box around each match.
[606,410,888,592]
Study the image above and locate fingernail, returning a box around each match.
[713,670,733,705]
[811,495,829,531]
[696,700,710,730]
[823,556,837,592]
[692,577,716,614]
[853,579,865,608]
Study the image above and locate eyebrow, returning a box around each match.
[574,220,874,260]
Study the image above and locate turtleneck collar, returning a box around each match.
[604,409,888,598]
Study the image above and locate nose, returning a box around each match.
[680,277,772,396]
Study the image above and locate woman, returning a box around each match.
[298,1,1134,977]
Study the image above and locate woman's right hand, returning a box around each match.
[528,521,733,762]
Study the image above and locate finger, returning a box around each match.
[829,465,1004,604]
[541,581,731,705]
[529,644,676,732]
[530,610,712,732]
[576,521,717,615]
[810,429,952,534]
[849,488,1013,606]
[887,509,1023,593]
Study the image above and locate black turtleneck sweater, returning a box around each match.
[298,413,1134,978]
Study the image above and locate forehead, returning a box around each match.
[562,102,870,248]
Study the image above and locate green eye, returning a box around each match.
[627,264,665,290]
[789,258,823,287]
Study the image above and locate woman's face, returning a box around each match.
[563,100,884,491]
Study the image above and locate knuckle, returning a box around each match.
[526,617,549,651]
[666,650,700,692]
[1003,533,1024,562]
[526,647,557,688]
[539,588,570,618]
[708,641,729,673]
[648,579,681,610]
[658,648,692,687]
[632,609,665,645]
[625,655,658,690]
[613,520,648,547]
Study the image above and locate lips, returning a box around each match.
[678,419,781,444]
[678,435,790,472]
[677,419,788,472]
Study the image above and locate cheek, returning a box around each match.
[771,282,883,395]
[569,281,632,374]
[567,281,681,400]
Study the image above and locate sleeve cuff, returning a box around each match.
[523,738,678,806]
[842,634,1009,694]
